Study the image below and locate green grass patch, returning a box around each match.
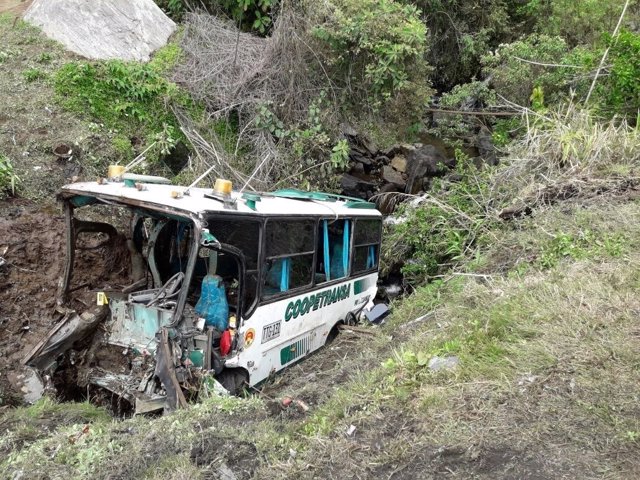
[53,42,196,162]
[22,67,47,82]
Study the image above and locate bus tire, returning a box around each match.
[326,321,343,345]
[217,368,249,396]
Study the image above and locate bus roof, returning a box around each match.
[60,181,382,218]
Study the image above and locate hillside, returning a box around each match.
[1,2,639,479]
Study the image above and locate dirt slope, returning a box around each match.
[0,200,65,404]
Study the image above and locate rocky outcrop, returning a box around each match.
[23,0,176,61]
[340,128,456,204]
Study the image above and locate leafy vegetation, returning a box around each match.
[314,0,430,110]
[53,43,192,162]
[0,155,19,197]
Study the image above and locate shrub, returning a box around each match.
[599,29,640,117]
[54,47,193,160]
[481,34,570,107]
[383,152,493,284]
[526,0,635,47]
[313,0,430,110]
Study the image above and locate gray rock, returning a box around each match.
[381,165,406,188]
[406,145,452,194]
[340,174,375,199]
[24,0,176,61]
[383,143,416,159]
[477,126,497,165]
[428,355,459,371]
[350,162,365,174]
[349,151,373,166]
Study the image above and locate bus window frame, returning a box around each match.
[259,217,318,303]
[256,215,381,308]
[202,213,265,320]
[351,218,383,275]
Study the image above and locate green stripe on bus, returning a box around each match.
[280,337,309,365]
[354,278,370,295]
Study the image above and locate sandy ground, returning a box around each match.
[0,0,31,16]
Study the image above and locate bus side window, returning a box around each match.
[262,220,315,298]
[352,219,382,274]
[316,219,351,283]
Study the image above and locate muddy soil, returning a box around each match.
[0,200,64,403]
[0,199,133,405]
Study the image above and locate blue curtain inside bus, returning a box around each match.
[323,220,330,281]
[342,220,350,275]
[367,244,376,269]
[280,257,290,292]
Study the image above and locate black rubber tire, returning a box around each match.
[217,368,249,396]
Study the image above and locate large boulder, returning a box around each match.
[340,173,376,200]
[24,0,176,62]
[405,144,454,194]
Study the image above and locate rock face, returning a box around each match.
[24,0,176,61]
[340,128,457,207]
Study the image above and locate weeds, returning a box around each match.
[381,153,496,284]
[23,67,46,82]
[0,155,19,197]
[53,43,194,162]
[493,104,640,211]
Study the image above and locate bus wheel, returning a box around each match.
[217,368,249,396]
[326,322,342,345]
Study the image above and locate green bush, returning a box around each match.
[600,29,640,117]
[54,47,193,159]
[481,34,570,107]
[23,67,46,82]
[525,0,634,47]
[313,0,430,110]
[383,152,493,284]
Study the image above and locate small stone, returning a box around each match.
[428,355,459,371]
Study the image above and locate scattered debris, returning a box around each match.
[338,324,378,336]
[12,367,45,404]
[364,303,389,324]
[53,143,72,160]
[68,424,90,445]
[217,462,237,480]
[346,424,357,436]
[400,312,435,329]
[295,399,310,413]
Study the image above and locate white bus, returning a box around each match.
[26,177,382,413]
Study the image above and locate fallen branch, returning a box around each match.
[338,324,378,335]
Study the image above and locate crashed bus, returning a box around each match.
[24,174,383,414]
